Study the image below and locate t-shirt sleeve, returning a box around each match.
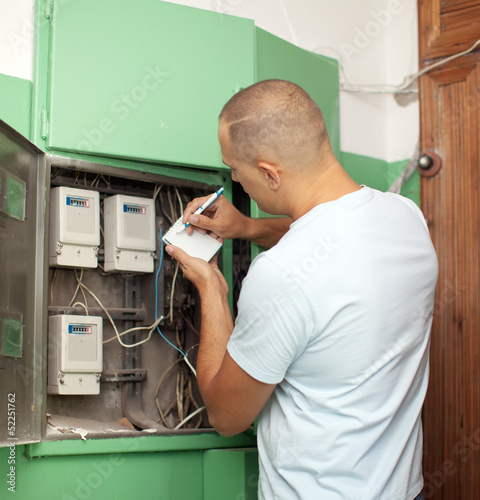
[227,254,313,384]
[388,192,430,232]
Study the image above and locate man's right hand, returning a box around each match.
[182,193,292,248]
[182,194,250,240]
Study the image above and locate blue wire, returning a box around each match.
[155,224,186,357]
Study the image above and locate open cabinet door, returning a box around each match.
[0,120,48,445]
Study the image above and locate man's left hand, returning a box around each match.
[165,242,228,296]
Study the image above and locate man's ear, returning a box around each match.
[258,161,281,190]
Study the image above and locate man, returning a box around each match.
[165,80,438,500]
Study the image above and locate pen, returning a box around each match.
[177,187,224,233]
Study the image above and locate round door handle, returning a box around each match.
[417,152,442,177]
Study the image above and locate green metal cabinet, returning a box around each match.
[33,0,255,170]
[33,1,340,177]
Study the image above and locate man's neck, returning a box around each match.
[287,160,362,221]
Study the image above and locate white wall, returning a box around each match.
[0,0,35,80]
[0,0,419,163]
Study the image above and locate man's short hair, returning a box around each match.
[219,80,330,169]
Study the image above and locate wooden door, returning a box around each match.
[418,1,480,499]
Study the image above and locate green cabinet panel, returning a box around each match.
[39,0,254,169]
[204,448,258,500]
[0,445,205,500]
[255,27,340,160]
[0,434,257,499]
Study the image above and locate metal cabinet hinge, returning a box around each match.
[44,0,54,20]
[40,108,49,140]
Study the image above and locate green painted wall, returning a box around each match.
[341,151,420,207]
[251,152,420,258]
[0,73,32,139]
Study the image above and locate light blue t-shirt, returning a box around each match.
[227,187,438,500]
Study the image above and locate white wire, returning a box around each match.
[69,269,84,307]
[336,38,480,95]
[174,186,184,214]
[153,184,163,203]
[75,278,160,348]
[102,316,164,345]
[399,38,480,91]
[168,262,180,325]
[174,406,205,430]
[182,356,197,378]
[387,143,420,194]
[166,188,184,325]
[71,301,89,315]
[340,84,418,95]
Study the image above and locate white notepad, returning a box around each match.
[162,217,223,262]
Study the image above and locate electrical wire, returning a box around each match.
[102,316,163,345]
[168,262,180,325]
[387,143,420,194]
[101,175,111,189]
[73,272,160,348]
[153,184,163,204]
[397,38,480,92]
[69,269,84,307]
[155,224,197,378]
[167,188,176,222]
[177,368,184,422]
[179,310,201,337]
[186,376,202,429]
[154,355,203,430]
[316,37,480,95]
[165,187,183,325]
[100,204,105,241]
[159,187,175,225]
[160,197,174,225]
[174,406,206,430]
[71,301,89,315]
[155,358,182,428]
[49,268,58,305]
[174,186,184,214]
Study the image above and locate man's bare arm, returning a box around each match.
[165,244,275,435]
